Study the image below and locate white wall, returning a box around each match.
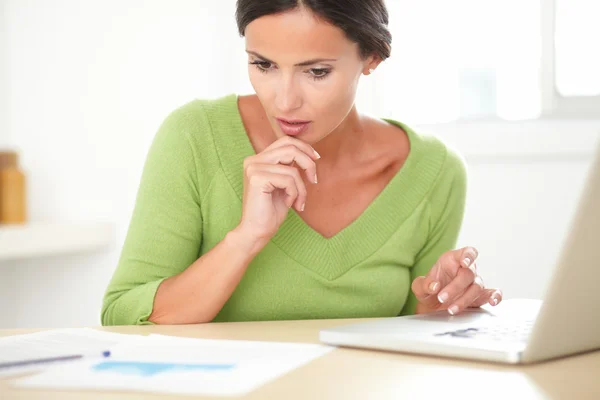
[0,0,15,328]
[0,1,599,329]
[0,0,7,146]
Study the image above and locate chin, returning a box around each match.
[284,130,322,144]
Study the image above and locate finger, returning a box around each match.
[247,164,307,211]
[451,246,479,269]
[468,261,478,276]
[425,257,442,281]
[254,145,318,184]
[446,280,486,315]
[411,276,442,305]
[436,267,475,305]
[248,172,300,209]
[264,136,321,161]
[470,288,503,308]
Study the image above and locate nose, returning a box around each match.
[274,73,303,113]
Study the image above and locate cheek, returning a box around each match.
[248,68,275,102]
[311,72,359,121]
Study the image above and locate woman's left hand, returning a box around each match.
[411,246,503,315]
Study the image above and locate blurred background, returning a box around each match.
[0,0,598,329]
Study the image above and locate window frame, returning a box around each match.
[541,0,600,118]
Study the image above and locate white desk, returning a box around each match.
[1,318,599,399]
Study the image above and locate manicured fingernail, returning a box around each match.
[438,292,449,303]
[314,174,318,184]
[469,264,477,275]
[313,149,321,159]
[301,203,305,212]
[448,305,459,315]
[463,257,471,267]
[428,282,439,293]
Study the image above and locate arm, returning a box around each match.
[400,148,468,316]
[101,106,318,325]
[148,228,267,324]
[101,108,267,325]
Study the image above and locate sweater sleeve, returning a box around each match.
[101,107,205,325]
[400,146,468,316]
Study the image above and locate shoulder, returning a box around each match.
[424,134,467,188]
[152,93,242,161]
[145,94,240,187]
[412,128,468,217]
[397,121,467,188]
[425,134,467,191]
[385,119,468,217]
[381,118,467,184]
[157,93,239,139]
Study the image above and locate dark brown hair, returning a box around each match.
[235,0,392,60]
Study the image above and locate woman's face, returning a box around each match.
[244,8,376,144]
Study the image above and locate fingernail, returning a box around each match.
[314,174,318,184]
[469,264,477,275]
[491,296,499,306]
[428,282,439,293]
[313,149,321,159]
[448,305,459,315]
[438,292,449,303]
[463,257,471,267]
[301,203,305,212]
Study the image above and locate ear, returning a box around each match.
[362,54,383,75]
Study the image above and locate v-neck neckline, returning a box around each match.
[208,94,444,280]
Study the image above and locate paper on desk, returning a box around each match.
[0,328,142,377]
[13,334,334,396]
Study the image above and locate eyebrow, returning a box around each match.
[246,50,337,66]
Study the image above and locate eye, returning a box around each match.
[250,61,273,73]
[309,68,331,80]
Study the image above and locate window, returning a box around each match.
[358,0,542,123]
[355,0,599,123]
[554,0,600,97]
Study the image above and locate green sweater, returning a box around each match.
[101,94,467,325]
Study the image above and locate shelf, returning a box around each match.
[0,222,114,261]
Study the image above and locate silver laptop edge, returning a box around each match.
[521,138,600,363]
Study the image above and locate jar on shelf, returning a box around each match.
[0,151,27,224]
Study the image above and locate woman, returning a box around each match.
[101,0,502,326]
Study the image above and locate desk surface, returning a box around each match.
[1,318,599,400]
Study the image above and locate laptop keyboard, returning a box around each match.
[433,319,535,342]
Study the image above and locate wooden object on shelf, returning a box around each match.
[0,151,27,225]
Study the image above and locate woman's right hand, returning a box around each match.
[237,136,320,242]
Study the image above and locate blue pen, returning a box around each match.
[0,351,111,369]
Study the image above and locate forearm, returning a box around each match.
[149,227,267,324]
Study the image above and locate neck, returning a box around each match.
[312,105,366,168]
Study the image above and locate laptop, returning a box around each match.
[320,140,600,364]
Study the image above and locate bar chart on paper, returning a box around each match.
[91,361,236,376]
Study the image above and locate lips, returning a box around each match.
[276,118,311,136]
